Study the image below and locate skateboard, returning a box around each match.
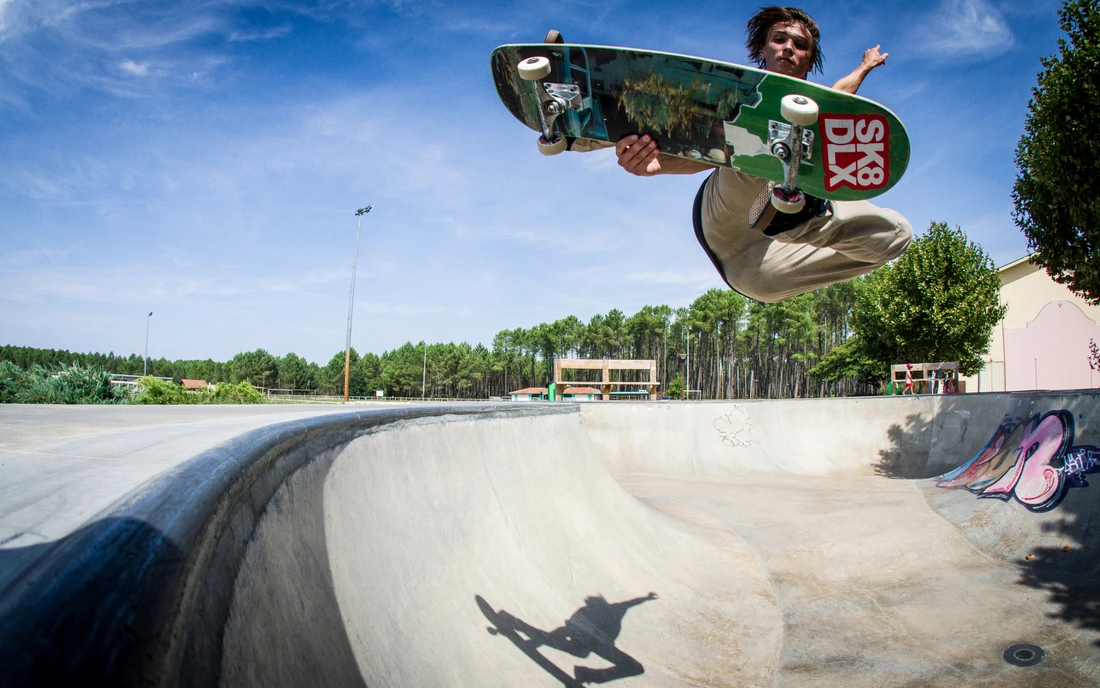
[476,595,584,688]
[491,39,910,223]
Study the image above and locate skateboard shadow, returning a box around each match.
[475,592,656,686]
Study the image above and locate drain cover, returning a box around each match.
[1004,643,1045,667]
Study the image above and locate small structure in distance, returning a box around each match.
[553,359,660,401]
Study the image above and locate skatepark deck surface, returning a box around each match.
[1,394,1098,686]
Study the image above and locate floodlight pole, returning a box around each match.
[144,312,153,376]
[686,328,691,400]
[344,205,372,403]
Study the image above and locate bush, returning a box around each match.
[0,362,131,404]
[131,378,264,405]
[212,381,264,404]
[132,377,204,405]
[665,374,685,400]
[0,361,29,403]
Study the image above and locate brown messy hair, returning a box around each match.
[746,6,824,75]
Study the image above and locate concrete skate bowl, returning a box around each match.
[1,394,1099,687]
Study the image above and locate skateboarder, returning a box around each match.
[615,6,912,302]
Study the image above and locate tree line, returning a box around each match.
[0,282,867,400]
[2,221,1005,401]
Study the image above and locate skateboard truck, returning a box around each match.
[750,94,819,228]
[516,56,583,155]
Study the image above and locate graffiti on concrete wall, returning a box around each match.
[937,410,1098,513]
[715,407,758,448]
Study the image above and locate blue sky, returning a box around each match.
[0,0,1067,364]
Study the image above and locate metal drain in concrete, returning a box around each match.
[1003,643,1045,667]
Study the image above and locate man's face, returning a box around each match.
[762,21,813,79]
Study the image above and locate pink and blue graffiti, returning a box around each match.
[937,410,1098,513]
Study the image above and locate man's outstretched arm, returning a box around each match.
[616,134,711,176]
[831,45,888,95]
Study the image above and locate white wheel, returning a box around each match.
[780,94,818,126]
[538,134,567,156]
[518,56,551,81]
[771,189,805,213]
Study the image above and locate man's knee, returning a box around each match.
[884,212,913,261]
[829,204,912,265]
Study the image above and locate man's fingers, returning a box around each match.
[615,134,639,156]
[617,134,656,157]
[616,134,659,176]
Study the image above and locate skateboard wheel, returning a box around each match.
[780,94,818,126]
[771,187,805,213]
[518,56,551,81]
[544,30,564,44]
[538,134,567,156]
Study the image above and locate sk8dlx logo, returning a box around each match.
[819,114,889,192]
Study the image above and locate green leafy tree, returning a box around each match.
[1012,0,1100,302]
[346,365,368,397]
[382,342,425,396]
[626,305,672,361]
[356,352,384,395]
[665,374,685,400]
[852,222,1007,376]
[807,337,883,387]
[491,329,523,393]
[323,346,372,397]
[320,349,353,394]
[182,359,223,383]
[212,381,264,404]
[275,352,311,390]
[227,348,277,388]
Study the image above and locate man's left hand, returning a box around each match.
[861,45,888,72]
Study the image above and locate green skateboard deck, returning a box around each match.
[491,43,910,202]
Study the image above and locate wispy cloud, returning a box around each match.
[0,0,288,100]
[0,256,356,305]
[228,24,292,42]
[910,0,1015,59]
[118,59,148,76]
[0,0,12,34]
[623,269,719,288]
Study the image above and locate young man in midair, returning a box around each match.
[615,6,912,302]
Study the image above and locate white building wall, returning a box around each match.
[962,256,1100,392]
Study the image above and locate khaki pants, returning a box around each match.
[695,168,912,302]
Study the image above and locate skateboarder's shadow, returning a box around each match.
[476,592,656,686]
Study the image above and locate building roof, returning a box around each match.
[181,379,209,389]
[998,253,1034,272]
[563,387,601,394]
[509,387,547,395]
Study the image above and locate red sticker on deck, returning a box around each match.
[819,114,889,192]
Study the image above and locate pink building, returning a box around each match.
[962,255,1100,392]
